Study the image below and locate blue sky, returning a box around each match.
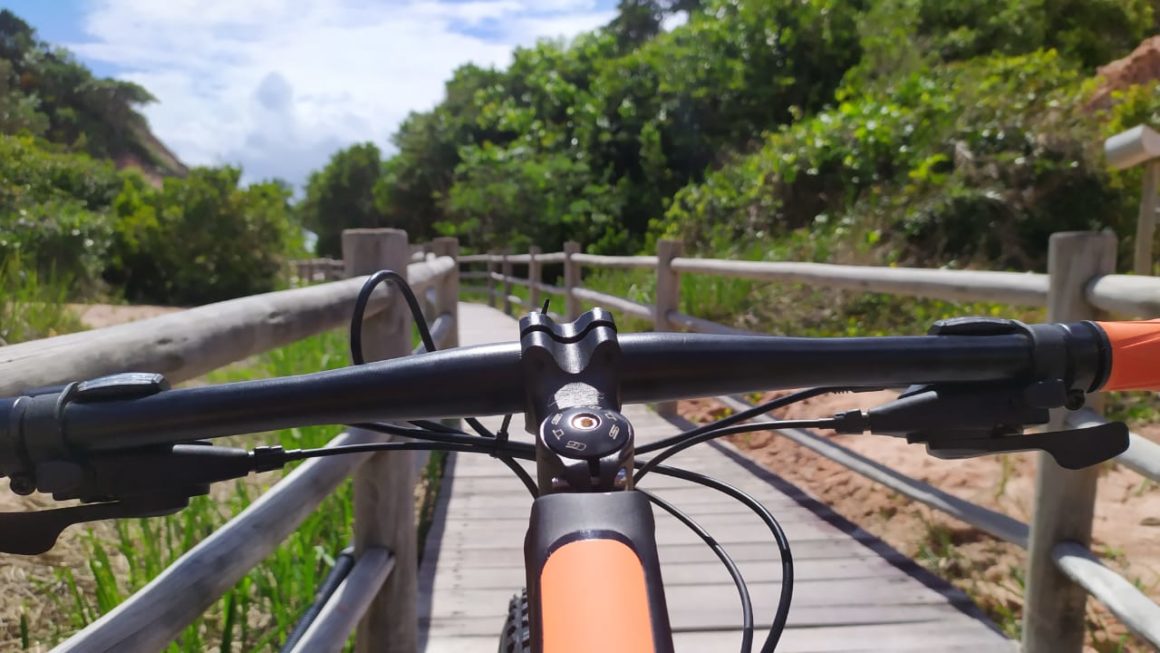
[1,0,621,187]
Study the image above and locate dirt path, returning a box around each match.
[680,391,1160,652]
[67,303,185,328]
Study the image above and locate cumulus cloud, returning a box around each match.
[70,0,616,187]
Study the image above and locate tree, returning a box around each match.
[298,142,385,257]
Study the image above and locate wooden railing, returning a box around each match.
[1,229,460,653]
[460,232,1160,652]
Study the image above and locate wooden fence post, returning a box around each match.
[1135,161,1159,275]
[564,241,581,320]
[654,239,684,417]
[432,237,460,349]
[342,228,418,653]
[502,248,513,316]
[486,253,498,308]
[528,246,542,312]
[1022,231,1117,653]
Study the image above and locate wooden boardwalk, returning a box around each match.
[418,303,1015,652]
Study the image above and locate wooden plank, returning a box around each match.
[345,229,417,653]
[668,310,759,336]
[1134,160,1159,275]
[426,620,1017,653]
[433,539,897,567]
[1024,232,1117,653]
[563,241,580,319]
[287,548,396,653]
[422,603,995,636]
[670,257,1048,306]
[1052,541,1160,647]
[571,287,653,319]
[571,253,659,269]
[653,239,682,416]
[0,258,451,395]
[429,557,906,590]
[1086,274,1160,318]
[53,432,373,653]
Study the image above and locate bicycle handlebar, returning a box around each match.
[0,319,1122,472]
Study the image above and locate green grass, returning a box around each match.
[0,256,88,345]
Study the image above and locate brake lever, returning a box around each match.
[832,379,1129,470]
[915,421,1129,469]
[0,494,189,555]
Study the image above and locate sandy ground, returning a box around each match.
[680,389,1160,652]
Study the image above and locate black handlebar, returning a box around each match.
[0,321,1109,473]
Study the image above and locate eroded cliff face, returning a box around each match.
[1089,35,1160,110]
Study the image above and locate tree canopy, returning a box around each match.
[304,0,1158,271]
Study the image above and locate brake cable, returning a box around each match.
[348,269,536,495]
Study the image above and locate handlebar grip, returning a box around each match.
[1096,320,1160,391]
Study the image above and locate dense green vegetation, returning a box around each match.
[0,10,303,312]
[305,0,1160,275]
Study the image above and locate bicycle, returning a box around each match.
[0,270,1157,653]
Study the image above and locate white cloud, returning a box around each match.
[70,0,616,187]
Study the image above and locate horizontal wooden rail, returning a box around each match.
[487,271,534,288]
[1086,274,1160,317]
[461,252,566,264]
[670,258,1049,306]
[571,253,659,269]
[286,547,396,653]
[1068,409,1160,482]
[571,287,653,319]
[54,431,379,652]
[667,310,760,336]
[462,271,488,280]
[712,396,1030,547]
[0,257,455,396]
[1052,542,1160,646]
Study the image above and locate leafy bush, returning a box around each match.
[658,50,1138,270]
[106,167,301,305]
[0,134,120,292]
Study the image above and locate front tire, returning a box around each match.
[498,588,531,653]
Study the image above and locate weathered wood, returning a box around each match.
[654,239,683,416]
[501,249,513,316]
[345,229,418,653]
[431,237,460,350]
[1135,161,1159,275]
[667,310,759,336]
[1051,542,1160,647]
[710,397,1030,547]
[670,258,1049,306]
[571,253,660,269]
[461,271,489,280]
[528,246,542,310]
[570,287,653,319]
[1068,408,1160,483]
[288,547,397,653]
[53,432,374,653]
[485,253,497,308]
[1023,231,1117,653]
[1086,274,1160,317]
[0,260,446,396]
[564,241,581,320]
